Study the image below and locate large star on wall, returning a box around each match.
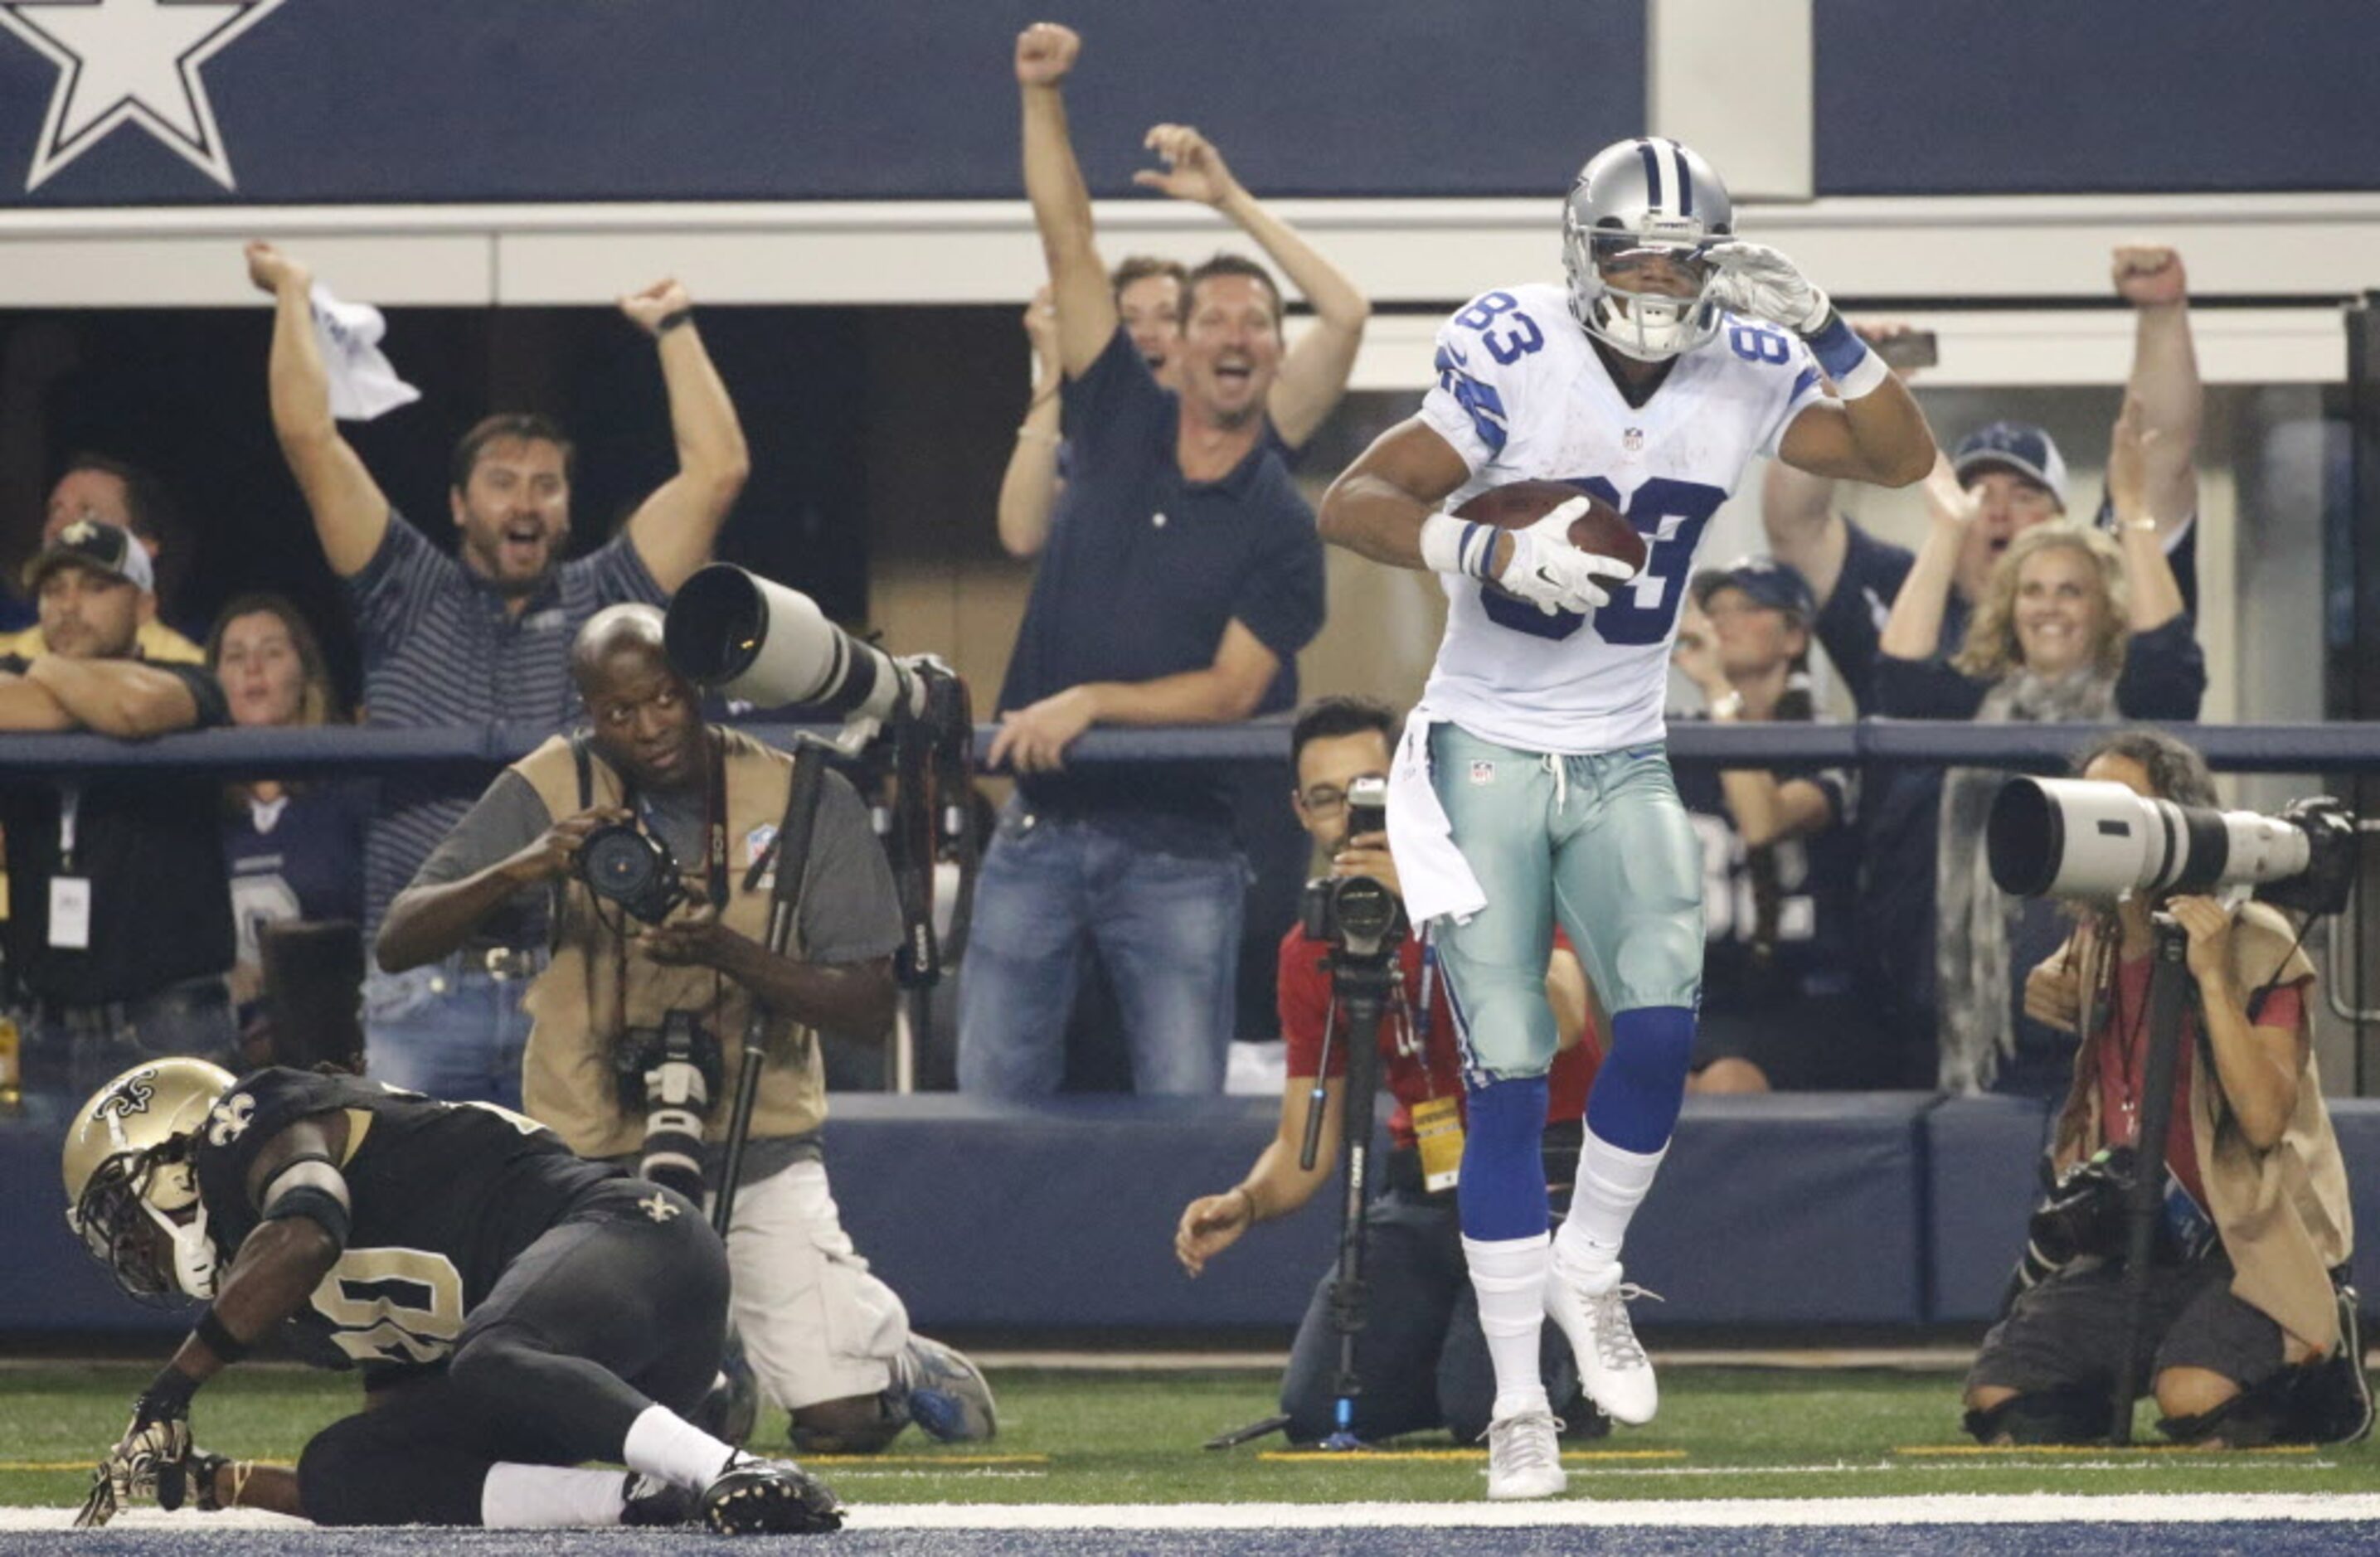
[0,0,287,192]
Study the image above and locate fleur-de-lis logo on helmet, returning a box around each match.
[92,1069,158,1122]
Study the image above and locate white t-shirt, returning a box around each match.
[1416,282,1828,754]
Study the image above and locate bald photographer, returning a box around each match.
[376,605,993,1456]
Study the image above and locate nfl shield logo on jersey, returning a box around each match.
[1624,427,1645,454]
[1469,760,1495,785]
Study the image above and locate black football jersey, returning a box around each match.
[192,1067,621,1375]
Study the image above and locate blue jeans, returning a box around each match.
[363,952,542,1110]
[24,974,239,1102]
[956,804,1244,1098]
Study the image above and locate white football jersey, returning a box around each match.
[1416,282,1827,754]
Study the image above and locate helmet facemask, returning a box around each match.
[1564,222,1724,363]
[71,1140,217,1302]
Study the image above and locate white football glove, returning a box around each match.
[1494,497,1639,616]
[74,1395,193,1527]
[1703,240,1831,335]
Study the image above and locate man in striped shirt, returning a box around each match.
[245,242,750,1108]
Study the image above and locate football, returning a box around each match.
[1453,479,1648,575]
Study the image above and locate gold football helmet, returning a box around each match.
[61,1059,237,1301]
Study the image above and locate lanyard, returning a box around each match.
[629,731,731,910]
[57,786,80,872]
[1412,933,1437,1052]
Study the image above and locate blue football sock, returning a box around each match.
[1584,1006,1696,1154]
[1457,1073,1552,1243]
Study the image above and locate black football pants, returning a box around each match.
[299,1177,728,1525]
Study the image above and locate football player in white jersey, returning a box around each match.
[1318,137,1936,1498]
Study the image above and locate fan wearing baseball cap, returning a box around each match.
[0,457,205,664]
[1752,245,2206,1091]
[0,517,240,1103]
[1668,559,1904,1092]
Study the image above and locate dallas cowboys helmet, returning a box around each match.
[62,1059,237,1302]
[1562,137,1735,361]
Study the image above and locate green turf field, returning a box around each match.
[3,1364,2375,1508]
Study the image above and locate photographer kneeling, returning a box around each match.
[1175,697,1605,1445]
[1964,726,2368,1448]
[377,605,993,1456]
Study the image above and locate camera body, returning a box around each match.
[612,1008,724,1202]
[1301,875,1406,963]
[1302,778,1404,964]
[577,821,688,924]
[2027,1147,2134,1270]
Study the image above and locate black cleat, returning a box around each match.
[186,1450,231,1512]
[698,1455,844,1535]
[620,1471,698,1527]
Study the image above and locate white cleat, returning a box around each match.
[1545,1260,1662,1426]
[1483,1404,1567,1500]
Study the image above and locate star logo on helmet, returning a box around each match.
[639,1192,681,1224]
[60,518,99,546]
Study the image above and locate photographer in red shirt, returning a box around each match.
[1174,696,1603,1444]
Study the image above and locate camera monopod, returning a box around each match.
[1296,943,1401,1450]
[2105,910,2194,1445]
[712,742,829,1237]
[877,660,976,1091]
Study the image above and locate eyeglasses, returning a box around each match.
[1295,777,1387,817]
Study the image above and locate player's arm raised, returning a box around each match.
[1760,323,1925,608]
[245,243,392,579]
[1135,124,1371,448]
[1018,23,1115,380]
[1706,243,1934,488]
[617,279,752,594]
[2113,245,2200,541]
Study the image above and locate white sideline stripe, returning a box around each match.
[845,1496,2380,1529]
[10,1493,2380,1532]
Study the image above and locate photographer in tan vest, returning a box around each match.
[1964,727,2367,1448]
[377,605,994,1455]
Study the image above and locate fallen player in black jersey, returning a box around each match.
[61,1059,841,1534]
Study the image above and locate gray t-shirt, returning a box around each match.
[411,764,902,966]
[410,759,902,1171]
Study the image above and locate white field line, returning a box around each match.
[8,1492,2380,1533]
[11,1349,2375,1375]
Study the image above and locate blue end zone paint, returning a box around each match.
[12,1522,2380,1555]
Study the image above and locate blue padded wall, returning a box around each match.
[824,1094,1335,1331]
[2,1090,2369,1338]
[1620,1093,1932,1325]
[1926,1095,2055,1323]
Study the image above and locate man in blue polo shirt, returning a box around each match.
[245,242,750,1108]
[960,23,1325,1098]
[1756,245,2205,1076]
